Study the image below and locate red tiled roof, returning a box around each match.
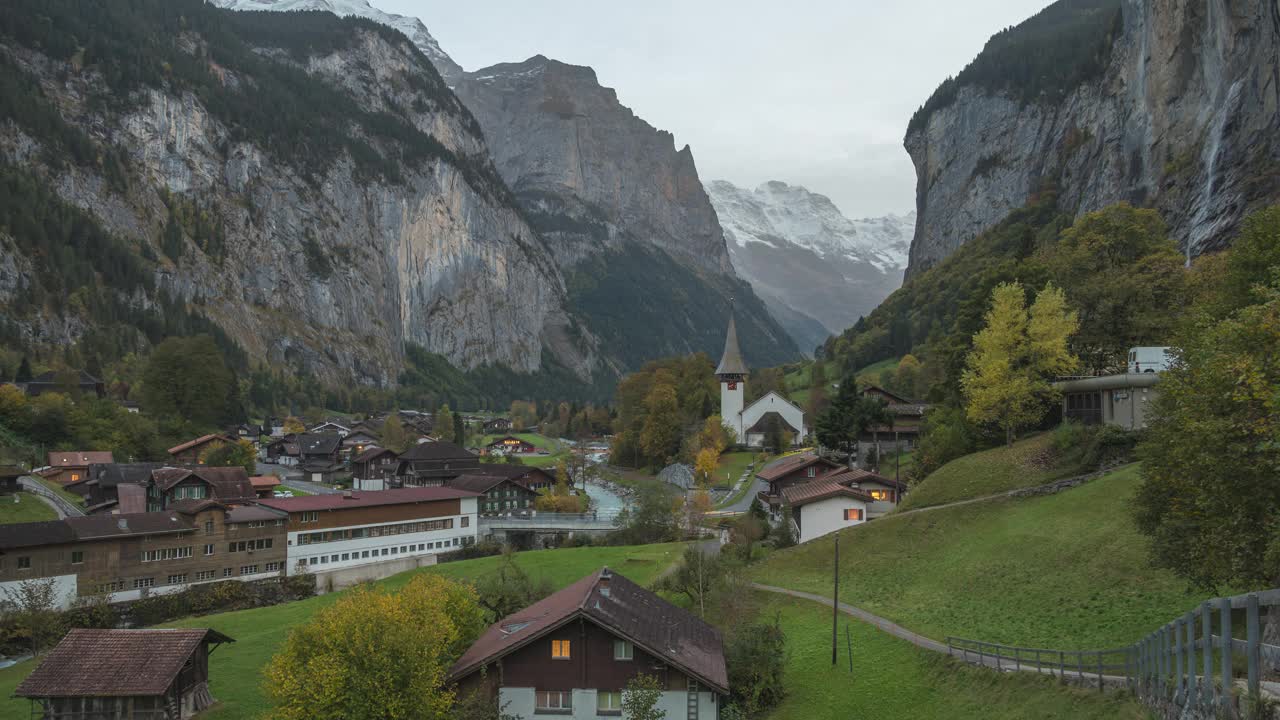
[258,486,480,513]
[166,433,234,456]
[756,453,840,482]
[48,451,114,467]
[782,479,873,507]
[449,569,728,693]
[825,467,908,492]
[15,629,233,698]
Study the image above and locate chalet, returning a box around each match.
[782,479,874,543]
[44,451,115,486]
[167,433,235,465]
[449,568,727,719]
[351,446,399,491]
[250,475,281,498]
[147,467,257,511]
[296,433,344,482]
[460,463,559,492]
[341,428,380,457]
[309,420,350,437]
[228,423,256,439]
[857,386,931,465]
[264,435,301,466]
[483,417,514,433]
[1054,373,1160,431]
[0,466,23,495]
[450,473,540,515]
[755,452,844,507]
[485,435,537,456]
[0,503,287,607]
[258,487,479,576]
[15,628,234,720]
[18,369,105,398]
[72,462,168,512]
[395,441,480,487]
[823,467,907,519]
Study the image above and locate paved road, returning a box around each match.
[719,472,767,513]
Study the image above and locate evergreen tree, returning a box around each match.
[435,404,455,443]
[453,413,465,447]
[815,379,891,455]
[15,356,32,383]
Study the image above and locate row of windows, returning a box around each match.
[533,690,625,713]
[204,518,285,534]
[298,518,460,546]
[548,639,632,662]
[228,539,274,553]
[483,500,529,512]
[301,538,466,566]
[485,487,525,499]
[141,546,193,563]
[111,564,285,593]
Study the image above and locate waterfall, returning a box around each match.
[1187,0,1237,263]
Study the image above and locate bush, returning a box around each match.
[1052,420,1139,471]
[725,613,788,715]
[437,540,504,564]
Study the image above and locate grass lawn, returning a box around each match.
[759,595,1147,720]
[29,476,86,509]
[873,449,916,483]
[714,450,759,489]
[854,357,900,387]
[0,543,687,720]
[896,433,1073,511]
[752,465,1226,650]
[0,492,58,524]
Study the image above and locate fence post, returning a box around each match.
[1015,646,1020,672]
[1097,651,1104,693]
[1201,602,1213,710]
[1247,593,1260,701]
[1163,622,1172,701]
[1060,650,1066,681]
[1182,609,1192,707]
[1175,617,1185,703]
[995,643,1001,672]
[1078,650,1084,684]
[978,641,984,668]
[1220,597,1232,715]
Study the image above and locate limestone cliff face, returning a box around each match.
[906,0,1280,276]
[453,56,734,274]
[0,24,590,386]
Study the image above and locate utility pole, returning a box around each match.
[832,531,840,666]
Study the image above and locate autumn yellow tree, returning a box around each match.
[282,417,306,435]
[694,447,720,486]
[639,381,680,465]
[264,574,484,720]
[435,405,455,443]
[962,282,1078,445]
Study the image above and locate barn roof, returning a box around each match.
[15,629,233,698]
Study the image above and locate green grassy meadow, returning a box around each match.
[0,543,687,720]
[715,450,759,489]
[753,465,1223,650]
[895,433,1072,511]
[0,492,58,524]
[760,596,1148,720]
[30,476,86,508]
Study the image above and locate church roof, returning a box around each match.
[715,315,748,376]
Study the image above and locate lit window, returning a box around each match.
[613,640,633,661]
[843,508,863,521]
[597,691,622,712]
[551,639,571,659]
[536,690,572,711]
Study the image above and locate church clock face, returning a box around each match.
[727,381,737,390]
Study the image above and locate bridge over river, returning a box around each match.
[479,509,623,543]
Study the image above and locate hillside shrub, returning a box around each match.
[724,613,788,716]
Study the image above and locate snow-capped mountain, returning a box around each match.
[706,180,914,344]
[209,0,464,81]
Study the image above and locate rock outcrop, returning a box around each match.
[706,180,912,345]
[906,0,1280,276]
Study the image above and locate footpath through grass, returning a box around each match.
[714,450,758,489]
[0,492,58,524]
[29,476,86,509]
[0,543,687,720]
[760,596,1148,720]
[896,433,1072,511]
[753,465,1223,650]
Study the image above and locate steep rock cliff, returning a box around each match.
[0,1,589,387]
[906,0,1280,276]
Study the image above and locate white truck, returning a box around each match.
[1128,347,1172,374]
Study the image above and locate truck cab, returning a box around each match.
[1128,347,1171,374]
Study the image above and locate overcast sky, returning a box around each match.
[378,0,1053,218]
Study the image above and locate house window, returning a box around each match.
[196,570,216,581]
[806,466,816,478]
[223,568,233,577]
[69,473,80,482]
[535,690,572,712]
[70,551,83,565]
[342,553,350,561]
[17,556,30,570]
[204,521,214,535]
[204,544,215,556]
[869,490,892,502]
[613,640,633,661]
[551,639,571,659]
[597,691,623,713]
[133,577,154,589]
[265,562,282,572]
[301,511,318,523]
[167,574,187,585]
[461,516,470,528]
[275,519,284,527]
[843,508,863,521]
[240,565,258,575]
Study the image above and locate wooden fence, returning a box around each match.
[947,589,1280,716]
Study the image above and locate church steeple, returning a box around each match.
[715,314,748,377]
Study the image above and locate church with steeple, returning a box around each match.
[716,313,807,447]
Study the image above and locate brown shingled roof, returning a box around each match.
[166,433,234,457]
[15,629,233,698]
[825,467,908,492]
[153,467,256,504]
[449,569,728,693]
[782,479,874,507]
[755,453,841,482]
[48,451,114,467]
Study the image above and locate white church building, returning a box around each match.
[717,315,807,447]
